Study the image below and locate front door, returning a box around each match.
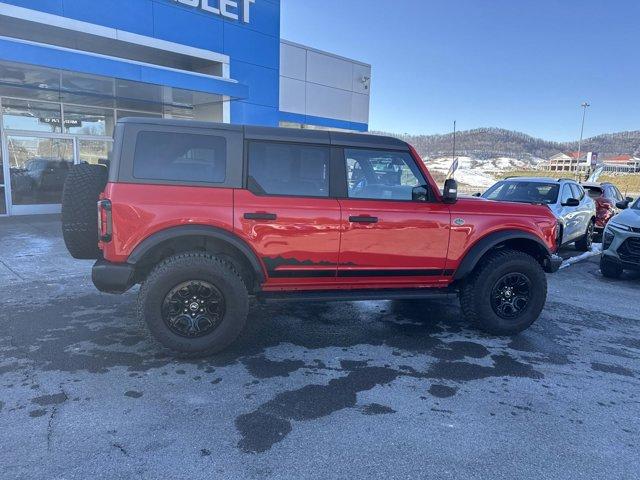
[337,148,451,287]
[557,183,580,242]
[234,140,341,289]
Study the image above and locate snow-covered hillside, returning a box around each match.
[424,156,544,187]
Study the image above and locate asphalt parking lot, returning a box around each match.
[1,215,639,480]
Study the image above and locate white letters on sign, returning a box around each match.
[175,0,255,23]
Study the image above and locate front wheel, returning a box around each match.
[459,249,547,335]
[600,256,623,279]
[137,252,249,357]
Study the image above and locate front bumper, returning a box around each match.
[92,259,135,294]
[543,253,563,273]
[601,251,640,271]
[601,226,640,271]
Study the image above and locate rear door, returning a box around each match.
[335,147,451,287]
[234,139,341,288]
[571,183,592,236]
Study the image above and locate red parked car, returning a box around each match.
[61,118,562,356]
[581,182,630,233]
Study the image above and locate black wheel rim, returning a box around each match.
[490,273,531,319]
[161,281,225,338]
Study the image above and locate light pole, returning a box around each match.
[576,102,590,179]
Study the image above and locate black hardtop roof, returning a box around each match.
[117,117,410,151]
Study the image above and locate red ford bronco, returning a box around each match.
[61,118,562,356]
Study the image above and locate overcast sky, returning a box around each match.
[281,0,639,141]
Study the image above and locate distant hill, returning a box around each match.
[374,127,640,162]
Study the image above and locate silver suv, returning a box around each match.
[600,197,640,278]
[483,177,597,251]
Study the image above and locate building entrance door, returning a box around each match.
[3,133,75,215]
[1,132,113,216]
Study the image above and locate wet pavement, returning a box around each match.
[1,215,639,479]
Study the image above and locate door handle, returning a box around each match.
[349,215,378,224]
[244,212,277,221]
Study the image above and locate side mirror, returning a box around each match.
[473,192,482,197]
[616,200,630,209]
[562,198,580,207]
[442,179,458,204]
[412,185,430,202]
[626,196,634,203]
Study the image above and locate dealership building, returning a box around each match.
[0,0,371,216]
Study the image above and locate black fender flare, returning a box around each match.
[127,225,266,284]
[452,230,552,281]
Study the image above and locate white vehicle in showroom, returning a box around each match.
[482,177,597,251]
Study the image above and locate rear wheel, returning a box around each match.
[61,163,108,259]
[460,249,547,335]
[600,256,623,279]
[575,219,595,252]
[137,252,248,357]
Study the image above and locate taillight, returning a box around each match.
[97,199,113,242]
[555,221,563,251]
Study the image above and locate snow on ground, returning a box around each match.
[425,156,543,188]
[559,243,603,270]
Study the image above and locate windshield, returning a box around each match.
[482,180,559,204]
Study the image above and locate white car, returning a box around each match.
[482,177,597,251]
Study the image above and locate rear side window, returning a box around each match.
[133,131,226,183]
[248,142,330,197]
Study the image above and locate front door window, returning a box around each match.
[345,149,425,201]
[7,136,74,206]
[338,148,450,283]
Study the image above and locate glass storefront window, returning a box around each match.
[2,99,63,133]
[116,110,163,121]
[64,105,115,136]
[78,139,112,165]
[0,144,5,214]
[7,136,74,205]
[0,138,4,185]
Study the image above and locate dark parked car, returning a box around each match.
[581,181,632,234]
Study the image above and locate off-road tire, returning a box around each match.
[600,256,623,279]
[137,252,249,357]
[575,219,595,252]
[61,163,108,259]
[459,249,547,335]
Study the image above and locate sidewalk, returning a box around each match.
[0,214,93,287]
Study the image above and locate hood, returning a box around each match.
[459,194,488,200]
[611,208,640,228]
[455,197,552,217]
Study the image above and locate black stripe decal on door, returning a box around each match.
[267,270,337,278]
[337,269,446,278]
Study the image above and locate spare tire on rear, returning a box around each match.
[61,163,108,259]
